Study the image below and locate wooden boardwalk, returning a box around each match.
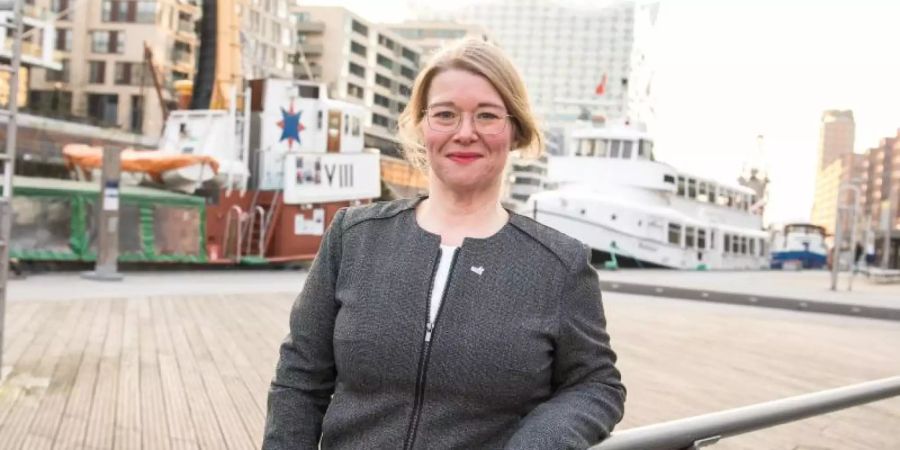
[0,287,898,449]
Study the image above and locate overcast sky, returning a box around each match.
[310,0,900,226]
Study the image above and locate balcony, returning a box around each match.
[0,6,62,70]
[296,21,325,33]
[300,43,323,56]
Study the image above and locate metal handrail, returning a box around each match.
[223,205,243,262]
[253,205,265,257]
[591,376,900,450]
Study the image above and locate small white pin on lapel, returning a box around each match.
[470,266,485,276]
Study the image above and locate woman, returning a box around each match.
[263,39,625,450]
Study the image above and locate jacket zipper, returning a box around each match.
[403,247,460,450]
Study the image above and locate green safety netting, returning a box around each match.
[4,176,207,263]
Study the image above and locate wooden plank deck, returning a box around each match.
[0,290,898,450]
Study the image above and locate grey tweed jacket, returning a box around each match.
[262,198,625,450]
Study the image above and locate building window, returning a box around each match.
[51,0,70,13]
[45,58,70,82]
[91,30,124,54]
[400,66,416,80]
[173,40,192,65]
[401,47,418,64]
[375,73,391,89]
[350,41,367,57]
[697,229,706,249]
[398,84,411,97]
[348,62,365,78]
[376,54,393,70]
[177,12,193,33]
[372,113,390,128]
[27,89,72,117]
[87,93,119,126]
[102,1,156,23]
[352,19,368,36]
[374,93,391,108]
[55,28,72,51]
[396,102,406,113]
[114,62,130,85]
[347,82,364,99]
[378,34,395,50]
[88,61,106,84]
[130,95,143,132]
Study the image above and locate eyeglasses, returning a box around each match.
[423,107,512,135]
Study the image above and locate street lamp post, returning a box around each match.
[0,0,24,377]
[830,182,861,291]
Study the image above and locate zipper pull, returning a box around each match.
[425,322,434,342]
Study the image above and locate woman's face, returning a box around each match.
[421,69,514,195]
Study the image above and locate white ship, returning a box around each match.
[769,223,828,269]
[525,122,769,270]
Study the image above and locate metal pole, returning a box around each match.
[883,183,894,269]
[847,186,859,291]
[81,147,123,281]
[830,204,843,291]
[0,0,24,378]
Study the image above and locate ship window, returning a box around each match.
[685,226,695,248]
[717,188,729,206]
[724,234,730,254]
[622,140,633,159]
[698,229,706,249]
[577,139,594,156]
[351,117,361,136]
[663,174,675,184]
[739,236,747,254]
[710,230,715,249]
[687,179,697,199]
[759,239,766,256]
[677,176,685,196]
[639,139,653,160]
[668,223,681,246]
[698,182,707,199]
[610,140,621,158]
[749,238,755,255]
[708,186,717,203]
[596,139,608,157]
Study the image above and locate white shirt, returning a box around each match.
[426,245,458,340]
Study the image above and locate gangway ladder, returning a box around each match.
[242,188,282,259]
[0,0,24,374]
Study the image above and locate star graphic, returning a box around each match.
[277,101,305,150]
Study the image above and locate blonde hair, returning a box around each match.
[397,39,544,170]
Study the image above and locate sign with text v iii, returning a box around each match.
[282,151,380,204]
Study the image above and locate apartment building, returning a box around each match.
[26,0,200,136]
[290,5,424,139]
[241,0,295,79]
[385,21,490,59]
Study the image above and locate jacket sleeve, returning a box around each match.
[505,244,626,450]
[262,208,346,450]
